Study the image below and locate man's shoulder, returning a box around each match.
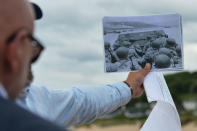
[0,97,65,131]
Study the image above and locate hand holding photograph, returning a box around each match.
[103,14,183,72]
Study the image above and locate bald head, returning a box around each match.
[0,0,36,99]
[0,0,34,40]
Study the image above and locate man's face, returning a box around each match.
[3,1,36,99]
[12,30,44,98]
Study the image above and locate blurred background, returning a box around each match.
[32,0,197,130]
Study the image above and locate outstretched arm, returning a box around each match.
[22,82,131,127]
[17,63,151,127]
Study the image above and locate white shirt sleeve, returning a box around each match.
[17,82,131,128]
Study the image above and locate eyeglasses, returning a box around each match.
[6,30,45,64]
[27,34,44,63]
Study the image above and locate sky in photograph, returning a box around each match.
[32,0,197,89]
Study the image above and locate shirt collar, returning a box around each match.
[0,83,8,99]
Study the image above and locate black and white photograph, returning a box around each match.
[103,14,183,72]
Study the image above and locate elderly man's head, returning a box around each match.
[0,0,38,99]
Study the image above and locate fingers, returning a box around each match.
[138,63,151,76]
[132,84,145,98]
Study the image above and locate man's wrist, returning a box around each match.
[123,81,133,96]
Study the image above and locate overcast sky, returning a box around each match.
[32,0,197,89]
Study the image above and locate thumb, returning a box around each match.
[139,63,151,76]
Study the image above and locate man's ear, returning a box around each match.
[4,31,27,73]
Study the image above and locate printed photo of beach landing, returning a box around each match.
[103,14,183,72]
